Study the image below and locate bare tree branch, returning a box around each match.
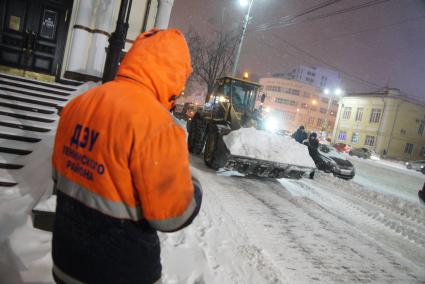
[186,27,239,95]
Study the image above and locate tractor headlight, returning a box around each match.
[265,117,278,132]
[219,96,229,103]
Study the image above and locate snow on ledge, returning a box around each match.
[223,127,315,168]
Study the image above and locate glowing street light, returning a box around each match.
[232,0,255,76]
[239,0,249,6]
[323,87,344,133]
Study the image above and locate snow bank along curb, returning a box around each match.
[223,127,315,168]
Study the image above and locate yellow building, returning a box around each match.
[332,88,425,160]
[260,77,339,135]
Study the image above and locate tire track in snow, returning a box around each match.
[236,178,422,283]
[279,174,425,270]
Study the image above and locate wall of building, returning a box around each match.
[333,91,425,160]
[260,77,339,135]
[287,65,341,91]
[61,0,158,80]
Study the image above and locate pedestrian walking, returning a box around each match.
[292,125,308,144]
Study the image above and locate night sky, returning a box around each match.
[169,0,425,102]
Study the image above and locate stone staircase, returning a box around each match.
[0,72,82,231]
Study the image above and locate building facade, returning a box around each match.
[282,65,341,91]
[332,88,425,160]
[260,77,339,135]
[0,0,174,82]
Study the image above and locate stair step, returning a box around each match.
[0,79,72,96]
[0,133,41,143]
[0,121,51,132]
[0,180,18,187]
[0,147,32,155]
[0,163,24,169]
[0,86,68,102]
[0,73,77,91]
[0,94,59,108]
[0,110,55,123]
[0,102,54,114]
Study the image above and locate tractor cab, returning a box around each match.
[204,76,263,127]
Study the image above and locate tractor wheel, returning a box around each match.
[204,124,228,170]
[187,114,206,154]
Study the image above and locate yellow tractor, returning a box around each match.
[187,76,315,179]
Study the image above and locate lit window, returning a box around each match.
[338,131,346,141]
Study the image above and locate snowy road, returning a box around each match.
[349,157,424,204]
[160,155,425,283]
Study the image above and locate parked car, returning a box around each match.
[333,143,351,153]
[315,144,356,179]
[405,160,425,174]
[349,147,372,159]
[419,182,425,204]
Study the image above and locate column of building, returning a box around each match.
[66,0,115,79]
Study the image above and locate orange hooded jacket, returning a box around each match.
[52,29,197,232]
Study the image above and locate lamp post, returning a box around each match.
[232,0,255,77]
[323,88,343,134]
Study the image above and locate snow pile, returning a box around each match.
[222,127,315,168]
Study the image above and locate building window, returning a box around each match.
[266,85,282,92]
[308,117,315,125]
[275,97,297,106]
[310,107,317,112]
[338,131,346,141]
[303,92,310,98]
[351,133,360,144]
[370,108,382,123]
[290,89,300,96]
[418,121,425,135]
[400,129,407,135]
[317,118,324,127]
[320,108,327,114]
[301,103,309,109]
[342,107,352,120]
[420,146,425,156]
[355,108,364,122]
[332,100,338,106]
[404,143,414,154]
[283,112,296,121]
[365,135,375,146]
[321,98,329,104]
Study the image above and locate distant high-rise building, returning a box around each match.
[278,65,341,91]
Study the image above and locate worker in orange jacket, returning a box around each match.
[51,29,202,284]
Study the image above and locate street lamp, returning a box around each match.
[232,0,255,76]
[239,0,249,6]
[323,88,344,133]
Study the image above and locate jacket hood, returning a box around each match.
[117,29,192,110]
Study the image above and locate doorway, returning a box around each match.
[0,0,73,79]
